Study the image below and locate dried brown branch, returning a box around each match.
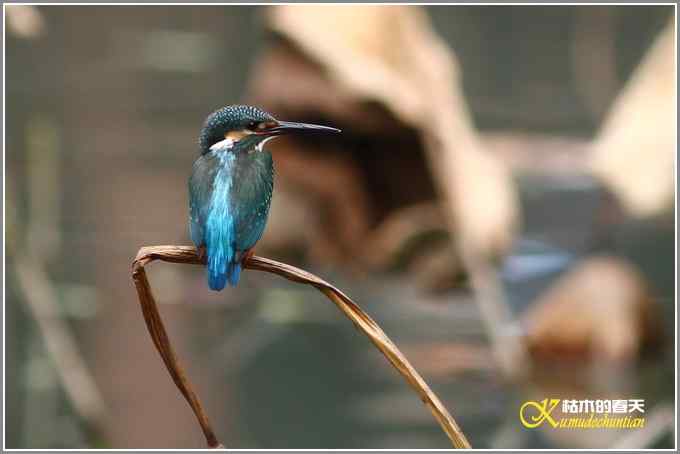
[131,245,471,449]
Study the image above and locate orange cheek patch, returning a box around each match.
[226,130,249,141]
[258,121,278,131]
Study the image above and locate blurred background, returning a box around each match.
[5,4,676,449]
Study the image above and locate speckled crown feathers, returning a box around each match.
[199,105,275,152]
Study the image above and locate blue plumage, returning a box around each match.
[189,105,339,291]
[190,133,273,290]
[204,152,237,289]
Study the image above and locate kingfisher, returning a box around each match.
[189,105,340,291]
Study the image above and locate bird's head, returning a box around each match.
[199,105,340,154]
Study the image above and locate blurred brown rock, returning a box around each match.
[247,5,519,285]
[401,342,495,378]
[523,256,663,363]
[589,17,675,219]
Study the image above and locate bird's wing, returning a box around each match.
[188,152,219,246]
[232,151,274,252]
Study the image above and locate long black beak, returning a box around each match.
[266,120,341,136]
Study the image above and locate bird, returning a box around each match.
[189,105,341,291]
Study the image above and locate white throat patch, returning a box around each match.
[209,137,235,152]
[256,136,275,153]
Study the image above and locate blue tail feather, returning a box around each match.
[207,258,241,290]
[206,219,238,290]
[208,268,228,291]
[205,173,238,291]
[227,262,242,287]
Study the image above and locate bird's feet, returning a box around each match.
[241,248,254,264]
[197,245,207,263]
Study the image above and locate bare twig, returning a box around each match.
[131,248,221,449]
[12,191,107,440]
[131,245,471,449]
[460,249,530,381]
[15,257,108,430]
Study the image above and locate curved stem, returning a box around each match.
[131,245,471,449]
[131,251,221,448]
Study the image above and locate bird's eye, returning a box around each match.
[247,121,259,130]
